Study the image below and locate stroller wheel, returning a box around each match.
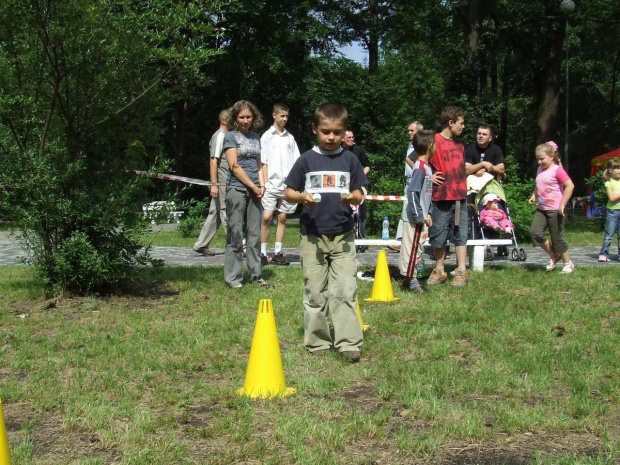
[485,247,494,261]
[519,248,527,261]
[511,248,519,261]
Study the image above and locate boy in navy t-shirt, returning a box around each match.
[284,103,368,363]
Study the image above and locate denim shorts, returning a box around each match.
[429,200,468,247]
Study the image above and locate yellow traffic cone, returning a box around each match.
[237,299,296,399]
[365,250,400,302]
[0,399,11,465]
[356,299,369,331]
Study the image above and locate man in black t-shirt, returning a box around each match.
[342,130,370,239]
[464,125,505,177]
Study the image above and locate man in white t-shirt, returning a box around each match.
[259,103,301,265]
[393,120,423,251]
[193,109,229,256]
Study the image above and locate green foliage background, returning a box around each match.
[1,0,619,291]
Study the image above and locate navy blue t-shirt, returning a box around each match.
[285,147,368,235]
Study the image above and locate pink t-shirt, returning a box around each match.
[535,164,570,211]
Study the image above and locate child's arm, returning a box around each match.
[606,184,620,203]
[284,187,316,206]
[559,179,574,217]
[528,186,538,205]
[341,188,364,205]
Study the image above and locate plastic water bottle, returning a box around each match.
[382,216,389,240]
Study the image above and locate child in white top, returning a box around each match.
[528,141,575,274]
[598,158,620,262]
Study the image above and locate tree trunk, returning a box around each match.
[367,0,379,74]
[535,23,565,145]
[172,99,188,175]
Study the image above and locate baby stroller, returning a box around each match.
[468,176,527,262]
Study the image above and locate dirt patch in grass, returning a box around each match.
[437,432,606,464]
[4,403,123,464]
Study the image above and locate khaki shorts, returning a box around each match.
[261,189,297,214]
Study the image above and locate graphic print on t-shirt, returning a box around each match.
[305,171,350,194]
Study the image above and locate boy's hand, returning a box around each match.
[340,192,354,204]
[426,214,433,227]
[302,193,317,206]
[432,172,444,185]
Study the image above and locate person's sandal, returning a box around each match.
[560,261,575,274]
[545,253,560,272]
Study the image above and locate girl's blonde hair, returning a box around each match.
[536,141,562,165]
[227,100,264,131]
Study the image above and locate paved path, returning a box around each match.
[1,231,616,269]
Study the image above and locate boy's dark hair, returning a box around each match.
[272,102,289,114]
[479,125,494,137]
[227,100,264,130]
[607,158,620,170]
[412,130,436,155]
[439,106,466,128]
[313,102,348,127]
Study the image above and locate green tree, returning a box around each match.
[0,0,219,294]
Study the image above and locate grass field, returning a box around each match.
[1,209,617,464]
[1,253,620,463]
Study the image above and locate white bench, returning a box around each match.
[142,201,184,224]
[466,239,513,271]
[354,238,514,272]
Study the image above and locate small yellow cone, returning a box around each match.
[365,250,400,302]
[0,399,11,465]
[356,299,369,331]
[237,299,296,399]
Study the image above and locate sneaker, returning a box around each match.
[451,268,468,287]
[194,248,215,257]
[228,283,242,289]
[427,268,447,285]
[260,254,271,266]
[405,279,428,294]
[546,253,560,272]
[255,278,275,289]
[387,245,401,252]
[560,261,575,274]
[598,255,609,262]
[271,252,290,266]
[340,350,361,363]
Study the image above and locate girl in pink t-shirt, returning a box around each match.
[528,142,575,274]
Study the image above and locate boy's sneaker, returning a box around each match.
[405,278,428,294]
[260,254,271,266]
[340,350,361,363]
[271,252,290,266]
[560,261,575,274]
[451,268,468,287]
[427,268,447,285]
[598,255,609,262]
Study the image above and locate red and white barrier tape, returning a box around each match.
[363,195,405,201]
[134,171,405,200]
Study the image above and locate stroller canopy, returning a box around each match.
[474,178,507,207]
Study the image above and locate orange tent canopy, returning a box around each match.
[591,148,620,175]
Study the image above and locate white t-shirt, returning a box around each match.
[260,126,300,191]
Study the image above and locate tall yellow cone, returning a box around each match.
[365,250,400,302]
[356,299,369,331]
[237,299,296,399]
[0,399,11,465]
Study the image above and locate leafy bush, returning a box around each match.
[178,200,208,238]
[1,146,154,295]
